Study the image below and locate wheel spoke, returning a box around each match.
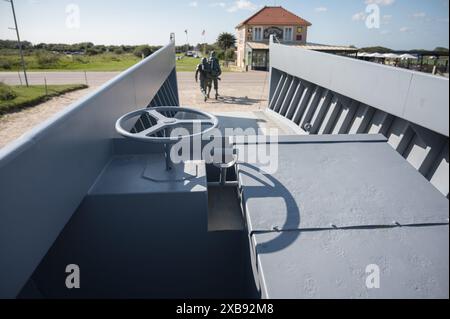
[137,123,167,137]
[177,119,215,125]
[146,109,167,121]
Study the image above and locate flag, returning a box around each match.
[185,30,188,34]
[202,30,206,36]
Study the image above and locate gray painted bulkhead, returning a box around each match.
[0,36,179,299]
[268,38,449,198]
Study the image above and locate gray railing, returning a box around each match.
[0,35,178,299]
[268,37,449,198]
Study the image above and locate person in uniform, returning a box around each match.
[195,57,211,102]
[208,51,222,100]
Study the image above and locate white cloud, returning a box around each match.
[227,0,259,13]
[382,14,392,25]
[315,7,328,13]
[188,1,198,7]
[209,2,226,8]
[352,12,367,21]
[365,0,395,6]
[412,12,426,18]
[380,29,391,35]
[400,26,412,32]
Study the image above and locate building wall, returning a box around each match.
[294,26,308,43]
[236,26,246,69]
[236,24,308,69]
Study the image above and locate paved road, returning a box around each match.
[0,70,271,111]
[177,71,270,112]
[0,71,120,87]
[0,71,279,149]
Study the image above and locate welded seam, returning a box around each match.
[249,222,450,236]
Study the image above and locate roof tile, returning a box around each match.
[237,6,312,28]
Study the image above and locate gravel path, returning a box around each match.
[0,87,97,149]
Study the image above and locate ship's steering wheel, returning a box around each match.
[116,107,219,171]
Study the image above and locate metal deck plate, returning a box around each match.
[253,225,449,299]
[143,157,199,182]
[89,155,207,195]
[238,136,449,232]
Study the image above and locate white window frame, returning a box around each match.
[253,26,263,41]
[284,26,293,42]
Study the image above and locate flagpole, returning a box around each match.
[202,30,206,56]
[185,30,189,53]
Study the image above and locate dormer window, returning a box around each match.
[284,27,293,41]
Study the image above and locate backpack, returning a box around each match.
[201,62,211,74]
[209,58,221,77]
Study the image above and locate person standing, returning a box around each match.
[208,51,222,100]
[195,57,211,102]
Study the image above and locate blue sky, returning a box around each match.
[0,0,448,49]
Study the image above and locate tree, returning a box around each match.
[360,46,393,53]
[434,47,449,53]
[216,32,236,54]
[134,45,153,58]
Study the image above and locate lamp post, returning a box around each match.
[5,0,29,87]
[185,29,189,54]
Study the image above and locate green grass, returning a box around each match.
[176,54,232,72]
[0,53,141,72]
[0,84,88,116]
[0,52,233,72]
[176,55,202,72]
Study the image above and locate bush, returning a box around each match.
[86,48,101,56]
[113,48,124,55]
[35,50,60,68]
[215,49,225,60]
[0,60,12,70]
[225,48,236,61]
[0,82,17,101]
[133,45,153,58]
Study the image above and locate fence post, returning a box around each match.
[17,70,22,86]
[44,77,48,96]
[84,71,88,86]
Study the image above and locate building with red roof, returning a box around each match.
[236,6,312,70]
[235,6,357,71]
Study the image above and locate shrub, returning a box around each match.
[114,48,124,55]
[0,60,12,70]
[0,82,17,101]
[35,50,60,68]
[86,48,101,56]
[133,45,153,58]
[225,48,236,61]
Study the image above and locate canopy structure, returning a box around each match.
[358,52,403,59]
[400,53,419,59]
[383,53,401,59]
